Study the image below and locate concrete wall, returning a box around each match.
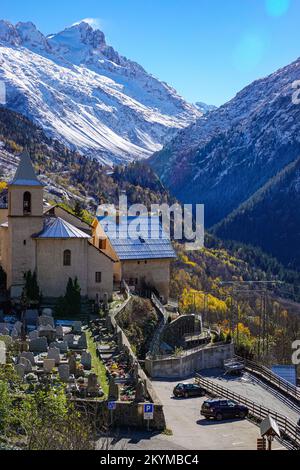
[8,216,44,296]
[121,258,171,303]
[0,208,8,225]
[36,238,114,300]
[87,243,114,300]
[36,238,89,297]
[145,343,234,379]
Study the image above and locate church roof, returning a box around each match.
[34,217,91,239]
[97,215,176,261]
[10,151,44,187]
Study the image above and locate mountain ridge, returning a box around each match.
[0,19,201,165]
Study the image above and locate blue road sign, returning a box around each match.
[144,403,154,414]
[108,401,116,410]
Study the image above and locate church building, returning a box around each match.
[0,152,176,304]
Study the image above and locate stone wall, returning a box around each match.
[105,295,166,430]
[161,314,196,349]
[145,342,234,379]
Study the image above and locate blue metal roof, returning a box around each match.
[271,365,297,386]
[97,215,176,260]
[34,217,91,239]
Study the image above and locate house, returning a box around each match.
[96,215,176,303]
[0,152,115,300]
[0,152,175,303]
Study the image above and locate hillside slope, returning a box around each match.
[0,106,173,209]
[213,158,300,269]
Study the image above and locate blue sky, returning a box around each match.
[2,0,300,106]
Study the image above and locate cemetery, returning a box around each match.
[0,308,107,399]
[0,291,166,433]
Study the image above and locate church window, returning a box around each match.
[63,249,71,266]
[23,192,31,215]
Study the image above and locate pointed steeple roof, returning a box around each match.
[10,151,43,186]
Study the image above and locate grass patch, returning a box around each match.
[86,329,109,397]
[162,428,173,436]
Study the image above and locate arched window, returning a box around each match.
[23,192,31,215]
[63,249,71,266]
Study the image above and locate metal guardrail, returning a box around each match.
[235,355,300,402]
[195,373,300,450]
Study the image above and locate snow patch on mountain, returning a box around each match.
[0,20,201,165]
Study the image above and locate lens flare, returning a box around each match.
[265,0,291,17]
[233,33,269,72]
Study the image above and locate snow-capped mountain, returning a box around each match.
[150,57,300,227]
[195,102,217,114]
[0,20,201,165]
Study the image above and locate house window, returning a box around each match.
[95,272,102,283]
[63,249,71,266]
[23,240,26,246]
[23,192,31,215]
[99,239,107,250]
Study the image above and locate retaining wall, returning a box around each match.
[145,342,234,379]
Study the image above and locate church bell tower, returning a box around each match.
[7,151,44,298]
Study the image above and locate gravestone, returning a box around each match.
[38,325,56,343]
[81,351,91,370]
[19,357,32,373]
[56,325,64,340]
[42,308,53,317]
[58,364,70,382]
[0,323,9,335]
[29,337,48,353]
[15,363,26,379]
[20,351,35,366]
[11,327,20,339]
[0,335,13,347]
[43,358,55,373]
[78,332,87,349]
[25,309,39,325]
[73,321,82,334]
[47,347,60,365]
[50,341,68,353]
[87,373,98,395]
[38,315,55,328]
[14,321,23,334]
[29,330,39,340]
[68,355,77,375]
[64,334,74,346]
[108,377,119,401]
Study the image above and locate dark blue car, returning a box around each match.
[201,398,249,421]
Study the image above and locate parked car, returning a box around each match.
[201,398,249,420]
[173,382,206,398]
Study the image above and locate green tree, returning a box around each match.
[23,271,41,304]
[56,277,81,316]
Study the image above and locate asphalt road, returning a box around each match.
[200,369,299,423]
[149,378,284,450]
[97,373,290,451]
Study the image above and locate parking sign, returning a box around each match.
[143,403,154,420]
[108,401,116,411]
